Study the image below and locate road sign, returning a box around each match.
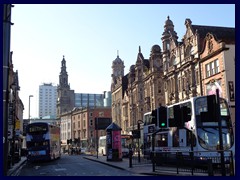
[132,130,140,139]
[8,126,13,139]
[148,125,155,133]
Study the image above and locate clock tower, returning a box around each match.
[57,55,75,119]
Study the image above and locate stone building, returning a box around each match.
[56,56,75,119]
[111,46,165,134]
[111,16,235,135]
[162,17,235,130]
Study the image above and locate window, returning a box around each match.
[195,70,199,84]
[178,78,181,91]
[83,120,86,127]
[170,56,176,67]
[99,112,104,117]
[166,42,170,50]
[205,59,219,78]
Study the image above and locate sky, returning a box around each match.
[10,4,235,119]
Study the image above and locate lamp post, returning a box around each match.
[137,120,144,162]
[28,95,33,121]
[10,83,17,166]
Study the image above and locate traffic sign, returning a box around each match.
[8,126,13,139]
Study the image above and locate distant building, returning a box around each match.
[75,93,104,107]
[57,56,111,113]
[60,106,112,151]
[103,91,112,107]
[56,56,112,151]
[38,83,57,118]
[56,56,75,119]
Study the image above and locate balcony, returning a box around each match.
[182,55,194,64]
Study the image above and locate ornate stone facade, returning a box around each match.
[111,16,235,134]
[111,46,165,134]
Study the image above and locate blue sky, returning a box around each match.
[10,4,235,119]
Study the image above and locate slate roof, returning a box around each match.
[191,25,235,51]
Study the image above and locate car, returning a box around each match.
[80,147,87,154]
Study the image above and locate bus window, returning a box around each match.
[172,128,179,147]
[156,133,168,147]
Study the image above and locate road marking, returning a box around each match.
[55,168,66,171]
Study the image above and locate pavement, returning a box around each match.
[83,154,210,176]
[7,156,27,176]
[5,153,211,176]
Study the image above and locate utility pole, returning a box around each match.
[3,4,14,176]
[28,95,33,121]
[216,89,226,176]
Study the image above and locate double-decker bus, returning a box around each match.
[26,122,61,161]
[143,95,235,163]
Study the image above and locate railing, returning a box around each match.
[128,149,152,168]
[151,150,234,176]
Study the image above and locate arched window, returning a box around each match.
[185,45,193,57]
[170,55,176,67]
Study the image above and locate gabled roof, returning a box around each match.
[143,59,150,69]
[191,25,235,51]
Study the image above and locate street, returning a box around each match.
[18,154,143,176]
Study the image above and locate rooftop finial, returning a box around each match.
[139,46,141,53]
[63,55,65,58]
[167,15,170,20]
[117,50,119,57]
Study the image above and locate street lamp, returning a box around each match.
[137,120,144,163]
[28,95,33,121]
[10,82,19,166]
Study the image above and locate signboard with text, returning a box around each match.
[95,117,112,130]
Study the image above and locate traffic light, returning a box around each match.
[207,94,217,121]
[181,106,191,122]
[151,109,157,125]
[201,95,218,122]
[173,105,182,127]
[172,105,191,127]
[158,106,167,128]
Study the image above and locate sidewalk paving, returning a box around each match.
[7,156,27,176]
[6,153,211,176]
[83,154,209,176]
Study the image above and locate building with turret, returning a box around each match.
[111,46,165,134]
[111,16,235,135]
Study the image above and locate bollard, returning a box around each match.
[207,159,213,176]
[230,151,235,176]
[129,148,133,168]
[151,151,155,172]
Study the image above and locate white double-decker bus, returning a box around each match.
[143,95,235,164]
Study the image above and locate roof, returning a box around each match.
[191,25,235,51]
